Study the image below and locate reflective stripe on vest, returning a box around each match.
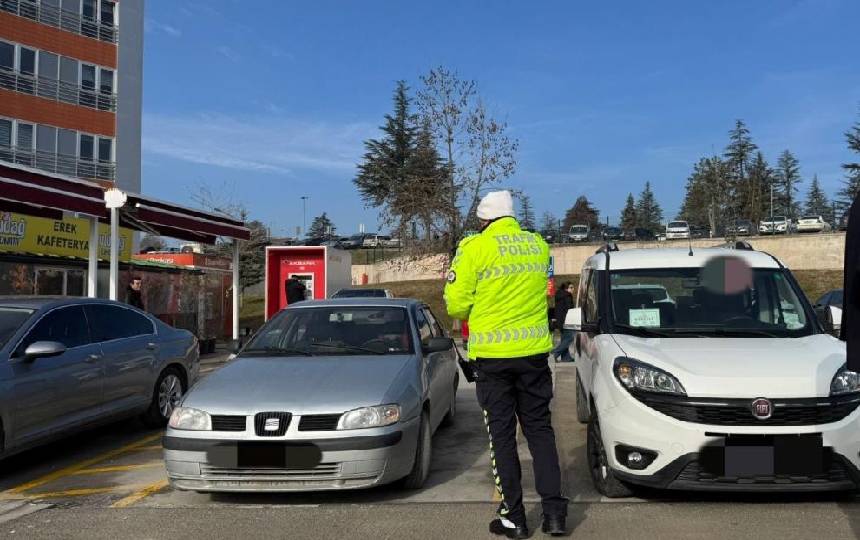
[468,325,550,346]
[476,262,549,282]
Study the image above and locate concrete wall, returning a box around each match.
[352,233,847,284]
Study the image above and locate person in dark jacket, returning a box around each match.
[550,282,575,362]
[842,192,859,371]
[126,277,144,310]
[285,276,307,305]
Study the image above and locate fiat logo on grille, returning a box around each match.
[751,398,773,420]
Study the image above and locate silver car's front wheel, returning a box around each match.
[141,368,185,428]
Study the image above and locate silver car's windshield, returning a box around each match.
[0,308,35,348]
[609,268,813,338]
[244,306,414,355]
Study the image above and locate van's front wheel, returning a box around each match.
[587,414,634,498]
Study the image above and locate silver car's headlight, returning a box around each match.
[830,364,860,396]
[338,404,400,430]
[168,407,212,430]
[613,357,687,396]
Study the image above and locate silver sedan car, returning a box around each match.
[0,297,199,459]
[163,299,459,492]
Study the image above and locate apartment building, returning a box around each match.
[0,0,143,192]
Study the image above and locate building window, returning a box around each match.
[0,119,11,162]
[99,0,115,42]
[80,63,96,107]
[59,56,78,104]
[57,128,77,175]
[98,67,113,110]
[18,46,36,94]
[37,50,58,100]
[79,133,94,177]
[0,40,13,92]
[36,124,57,172]
[15,122,34,166]
[97,136,113,179]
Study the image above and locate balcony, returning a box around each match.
[0,68,116,112]
[0,0,118,44]
[0,143,115,182]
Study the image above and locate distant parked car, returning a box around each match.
[759,216,793,235]
[796,215,832,234]
[726,219,754,237]
[0,297,199,459]
[332,288,394,298]
[341,234,368,249]
[665,221,690,240]
[568,225,591,243]
[623,228,656,242]
[381,237,402,249]
[602,227,624,241]
[363,234,398,249]
[689,226,710,239]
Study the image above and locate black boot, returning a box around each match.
[541,514,566,536]
[489,518,530,539]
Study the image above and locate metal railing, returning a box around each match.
[0,143,115,181]
[0,69,117,111]
[0,0,118,43]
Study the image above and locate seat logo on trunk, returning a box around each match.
[751,398,773,420]
[264,418,280,431]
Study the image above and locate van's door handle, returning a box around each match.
[86,354,102,363]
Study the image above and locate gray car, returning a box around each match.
[163,298,459,492]
[0,297,199,459]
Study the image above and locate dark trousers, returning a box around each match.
[475,354,568,526]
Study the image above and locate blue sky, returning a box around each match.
[142,0,860,236]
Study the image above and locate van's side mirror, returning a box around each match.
[423,337,454,354]
[828,305,843,335]
[564,308,583,331]
[23,341,66,361]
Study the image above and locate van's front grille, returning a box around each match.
[634,393,860,426]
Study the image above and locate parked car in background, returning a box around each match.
[603,227,624,241]
[689,226,710,239]
[623,228,656,242]
[759,216,793,235]
[726,219,754,237]
[164,299,459,492]
[332,288,394,298]
[568,224,591,243]
[341,234,368,249]
[796,215,832,234]
[0,297,199,459]
[665,221,691,240]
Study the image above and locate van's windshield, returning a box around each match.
[607,268,814,338]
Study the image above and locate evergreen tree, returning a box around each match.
[239,220,271,291]
[775,150,802,222]
[635,182,663,231]
[354,81,417,229]
[723,120,759,219]
[518,194,536,230]
[562,196,600,232]
[678,156,733,235]
[804,175,831,220]
[307,212,335,239]
[839,115,860,208]
[404,119,449,240]
[620,193,637,230]
[745,152,772,224]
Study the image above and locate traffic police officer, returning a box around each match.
[444,190,567,538]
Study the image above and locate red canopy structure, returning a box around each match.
[0,161,250,339]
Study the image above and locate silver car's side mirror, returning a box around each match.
[564,308,583,331]
[23,341,67,360]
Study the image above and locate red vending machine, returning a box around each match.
[264,246,352,320]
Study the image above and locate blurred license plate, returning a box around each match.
[208,443,322,469]
[704,434,824,477]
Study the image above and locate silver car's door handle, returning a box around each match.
[85,354,102,363]
[146,343,158,351]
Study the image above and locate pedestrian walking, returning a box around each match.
[550,282,575,362]
[126,276,144,310]
[285,275,307,305]
[843,191,859,371]
[444,190,567,538]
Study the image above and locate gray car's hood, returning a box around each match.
[183,354,414,415]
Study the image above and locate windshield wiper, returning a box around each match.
[307,342,387,355]
[612,323,671,337]
[241,347,313,356]
[669,328,780,338]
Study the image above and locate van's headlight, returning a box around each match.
[168,407,212,430]
[614,357,686,396]
[830,364,860,396]
[338,405,400,430]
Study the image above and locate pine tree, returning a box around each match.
[723,120,759,219]
[775,150,802,222]
[635,182,663,231]
[307,213,335,239]
[404,119,448,240]
[745,152,772,224]
[620,193,637,230]
[804,175,831,220]
[354,81,417,228]
[839,115,860,208]
[518,194,536,231]
[562,196,600,232]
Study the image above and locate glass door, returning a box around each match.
[34,267,87,296]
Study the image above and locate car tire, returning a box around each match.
[141,367,186,428]
[587,413,634,498]
[441,377,458,427]
[401,411,432,489]
[575,373,590,424]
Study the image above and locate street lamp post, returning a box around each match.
[301,196,309,237]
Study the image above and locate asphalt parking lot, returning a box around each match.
[0,353,858,539]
